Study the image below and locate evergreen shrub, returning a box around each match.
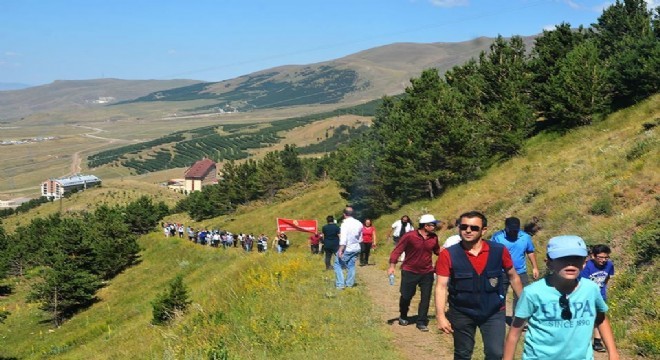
[151,274,192,325]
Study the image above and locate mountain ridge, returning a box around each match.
[0,35,535,121]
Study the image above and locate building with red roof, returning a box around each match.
[184,158,217,193]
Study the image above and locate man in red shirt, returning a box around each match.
[309,232,322,254]
[388,214,441,332]
[435,211,522,360]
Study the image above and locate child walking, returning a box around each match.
[503,235,619,360]
[581,244,615,353]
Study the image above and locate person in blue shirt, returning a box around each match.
[581,244,615,353]
[503,235,619,360]
[491,217,539,315]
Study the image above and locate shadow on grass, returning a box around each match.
[0,284,12,296]
[386,314,436,326]
[35,296,101,326]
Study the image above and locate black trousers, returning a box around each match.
[323,247,337,269]
[399,270,435,326]
[359,242,373,265]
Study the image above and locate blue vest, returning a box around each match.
[447,241,505,321]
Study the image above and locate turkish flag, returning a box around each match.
[276,218,318,233]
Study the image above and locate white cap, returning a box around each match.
[419,214,440,225]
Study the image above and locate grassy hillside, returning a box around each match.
[0,95,658,359]
[0,79,203,121]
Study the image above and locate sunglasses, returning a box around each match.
[458,224,481,232]
[559,294,572,320]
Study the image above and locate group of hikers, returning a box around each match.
[161,222,291,253]
[322,208,618,360]
[164,208,618,359]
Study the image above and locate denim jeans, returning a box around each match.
[447,307,506,360]
[334,250,359,288]
[399,270,434,325]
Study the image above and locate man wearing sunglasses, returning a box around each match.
[435,211,522,360]
[503,235,618,360]
[388,214,442,332]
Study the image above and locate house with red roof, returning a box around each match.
[184,158,217,193]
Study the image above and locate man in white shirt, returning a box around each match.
[387,215,414,245]
[335,206,363,289]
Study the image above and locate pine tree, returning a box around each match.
[28,260,100,327]
[547,40,611,128]
[88,206,140,280]
[151,274,192,325]
[529,23,589,124]
[124,195,166,234]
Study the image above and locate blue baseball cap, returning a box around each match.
[547,235,588,259]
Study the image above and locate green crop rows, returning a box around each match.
[87,98,382,174]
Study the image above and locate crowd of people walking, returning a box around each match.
[162,222,275,252]
[163,207,620,359]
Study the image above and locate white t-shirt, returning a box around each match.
[443,234,461,248]
[391,220,414,238]
[340,216,363,253]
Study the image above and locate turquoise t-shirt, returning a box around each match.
[514,277,608,360]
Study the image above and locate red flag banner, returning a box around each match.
[276,218,318,234]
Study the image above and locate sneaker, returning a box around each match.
[416,324,430,332]
[593,339,606,353]
[398,317,409,326]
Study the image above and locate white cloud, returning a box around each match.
[429,0,469,8]
[592,1,615,13]
[646,0,659,9]
[565,0,581,10]
[543,24,558,31]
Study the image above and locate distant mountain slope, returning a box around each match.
[0,78,202,120]
[122,37,530,112]
[0,36,536,121]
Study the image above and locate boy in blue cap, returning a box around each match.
[503,235,619,360]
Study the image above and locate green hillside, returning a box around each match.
[0,95,658,359]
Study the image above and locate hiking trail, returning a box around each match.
[359,259,610,360]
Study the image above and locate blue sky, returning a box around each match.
[0,0,639,86]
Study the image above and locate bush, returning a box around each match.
[631,323,660,357]
[207,341,230,360]
[630,219,660,266]
[151,274,191,325]
[589,195,613,216]
[626,138,655,160]
[0,309,9,323]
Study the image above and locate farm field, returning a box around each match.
[0,101,370,200]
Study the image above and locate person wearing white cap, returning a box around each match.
[388,213,441,332]
[503,235,619,360]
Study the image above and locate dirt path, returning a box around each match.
[359,263,454,359]
[65,125,137,176]
[359,263,611,360]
